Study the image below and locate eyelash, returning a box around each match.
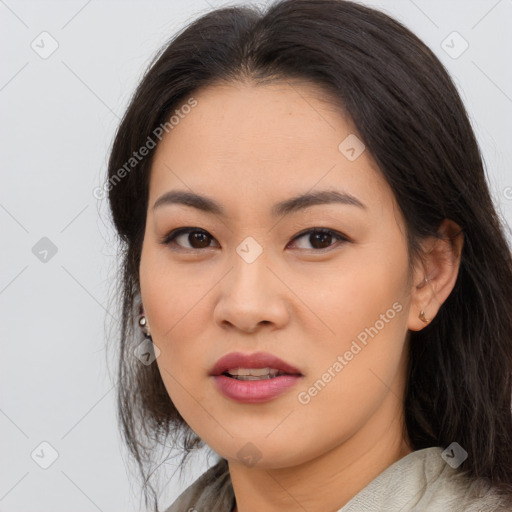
[160,227,349,252]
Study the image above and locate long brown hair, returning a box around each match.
[105,1,512,509]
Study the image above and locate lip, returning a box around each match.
[210,351,303,404]
[210,351,302,377]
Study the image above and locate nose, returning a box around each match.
[213,252,290,334]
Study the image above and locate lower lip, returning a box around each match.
[212,374,302,403]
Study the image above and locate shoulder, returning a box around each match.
[341,447,511,512]
[163,457,234,512]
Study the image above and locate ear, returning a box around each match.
[408,219,464,331]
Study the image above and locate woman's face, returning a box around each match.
[139,81,420,468]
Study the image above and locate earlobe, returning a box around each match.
[408,274,433,331]
[407,219,464,332]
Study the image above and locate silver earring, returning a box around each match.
[138,314,151,338]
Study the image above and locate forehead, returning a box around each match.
[148,81,394,216]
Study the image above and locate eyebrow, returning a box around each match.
[152,189,366,217]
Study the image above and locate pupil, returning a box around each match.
[190,232,210,248]
[311,232,331,249]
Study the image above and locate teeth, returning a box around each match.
[226,367,284,380]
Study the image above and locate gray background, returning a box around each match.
[1,0,511,510]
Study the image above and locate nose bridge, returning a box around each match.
[214,235,289,331]
[229,234,272,300]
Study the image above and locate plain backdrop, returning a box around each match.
[1,0,511,510]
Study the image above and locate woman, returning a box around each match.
[106,0,512,510]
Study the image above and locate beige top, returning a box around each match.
[164,446,511,511]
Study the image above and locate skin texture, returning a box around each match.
[139,81,463,512]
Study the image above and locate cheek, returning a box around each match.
[139,244,214,401]
[140,243,204,336]
[296,240,410,345]
[295,237,411,401]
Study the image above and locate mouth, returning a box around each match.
[210,351,303,379]
[210,352,303,403]
[222,367,289,380]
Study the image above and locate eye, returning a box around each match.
[288,228,348,251]
[161,227,218,250]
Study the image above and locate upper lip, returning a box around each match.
[210,351,303,376]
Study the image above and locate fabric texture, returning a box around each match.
[163,446,511,511]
